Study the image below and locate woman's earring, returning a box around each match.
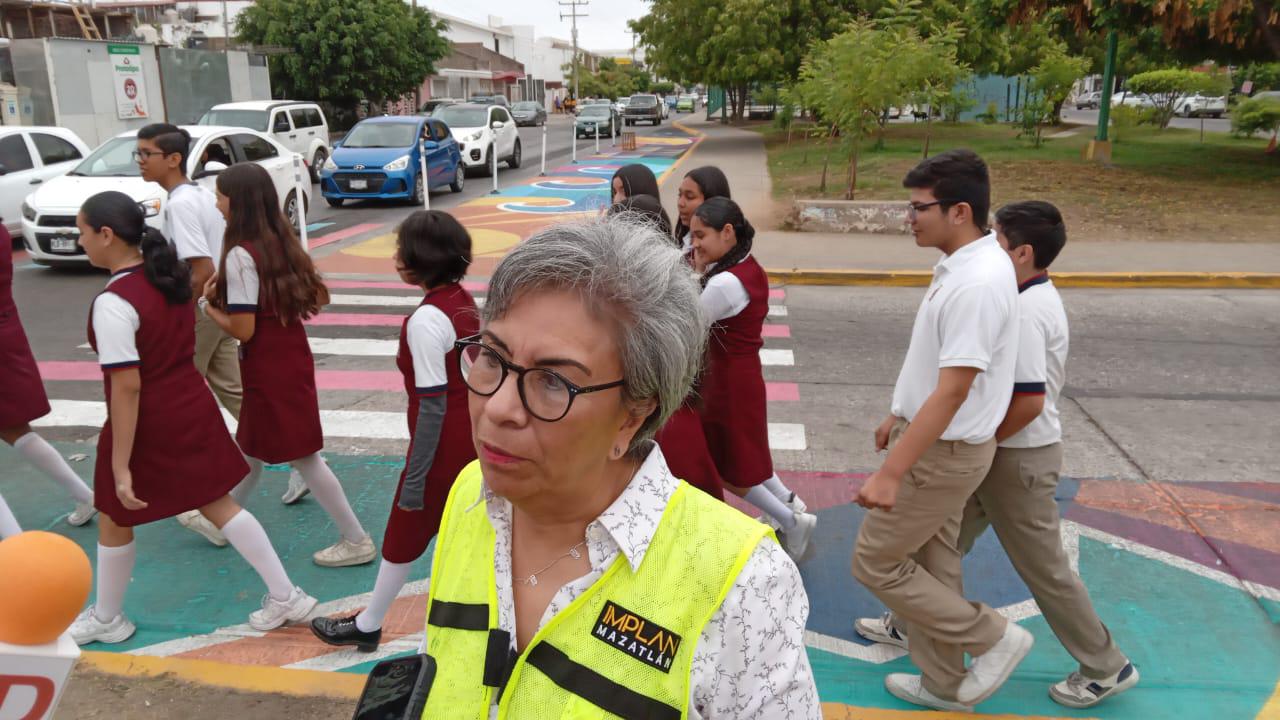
[612,446,623,459]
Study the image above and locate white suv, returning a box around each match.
[432,103,521,175]
[200,101,331,182]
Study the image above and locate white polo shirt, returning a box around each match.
[1001,274,1069,449]
[164,183,226,263]
[890,232,1019,444]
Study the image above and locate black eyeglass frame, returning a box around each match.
[906,198,964,219]
[453,335,625,422]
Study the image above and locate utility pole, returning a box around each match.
[412,0,421,111]
[559,0,588,101]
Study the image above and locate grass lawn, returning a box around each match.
[755,121,1280,243]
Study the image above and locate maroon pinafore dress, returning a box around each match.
[233,241,324,464]
[698,255,773,487]
[381,284,479,563]
[88,267,248,526]
[0,226,52,428]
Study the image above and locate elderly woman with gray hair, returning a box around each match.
[418,216,820,719]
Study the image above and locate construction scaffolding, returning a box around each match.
[0,1,136,41]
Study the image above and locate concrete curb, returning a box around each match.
[766,269,1280,289]
[80,650,365,700]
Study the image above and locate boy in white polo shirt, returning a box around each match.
[856,201,1138,710]
[851,150,1028,711]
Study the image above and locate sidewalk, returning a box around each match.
[674,115,1280,287]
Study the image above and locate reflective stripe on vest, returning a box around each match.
[422,460,772,719]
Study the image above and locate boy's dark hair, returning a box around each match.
[995,201,1067,270]
[136,123,192,176]
[902,149,990,230]
[396,210,472,287]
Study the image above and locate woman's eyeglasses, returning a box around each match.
[455,335,625,422]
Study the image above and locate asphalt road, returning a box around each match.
[1061,107,1234,134]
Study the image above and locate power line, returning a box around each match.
[558,0,588,100]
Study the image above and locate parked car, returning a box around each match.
[624,94,662,126]
[468,95,510,108]
[511,101,547,127]
[1176,93,1226,118]
[433,103,521,175]
[0,126,90,236]
[576,104,619,138]
[1111,91,1154,108]
[421,98,461,114]
[885,106,903,119]
[21,126,310,267]
[676,94,698,113]
[320,116,463,208]
[614,97,631,115]
[1075,91,1102,110]
[659,98,671,119]
[199,101,331,182]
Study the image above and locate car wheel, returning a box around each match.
[507,139,522,169]
[310,150,327,183]
[326,197,344,208]
[412,172,424,206]
[450,162,465,193]
[285,190,302,231]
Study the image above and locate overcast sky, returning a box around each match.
[423,0,649,51]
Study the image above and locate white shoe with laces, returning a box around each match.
[248,586,318,631]
[1050,662,1139,708]
[67,501,98,527]
[785,492,808,515]
[177,509,227,547]
[779,512,817,560]
[957,622,1034,705]
[884,673,973,712]
[281,469,310,505]
[312,535,376,567]
[854,612,908,649]
[69,607,136,645]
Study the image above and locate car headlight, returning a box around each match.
[383,155,410,171]
[466,130,484,142]
[140,198,162,217]
[323,156,338,171]
[22,201,36,222]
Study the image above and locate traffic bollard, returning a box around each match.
[571,125,578,164]
[419,141,430,211]
[594,125,599,154]
[490,145,499,195]
[292,154,309,252]
[540,122,547,175]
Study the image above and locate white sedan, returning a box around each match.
[21,126,311,267]
[0,126,91,236]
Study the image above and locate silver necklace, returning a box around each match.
[517,539,588,587]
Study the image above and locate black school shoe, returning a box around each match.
[310,615,382,652]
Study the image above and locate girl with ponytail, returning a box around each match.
[70,190,316,645]
[689,197,816,558]
[201,163,374,568]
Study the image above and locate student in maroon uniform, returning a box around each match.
[69,191,315,645]
[1,226,97,533]
[311,210,480,651]
[689,197,816,558]
[673,166,731,250]
[200,164,375,568]
[611,164,662,205]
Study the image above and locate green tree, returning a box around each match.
[237,0,448,117]
[1028,45,1090,139]
[1126,68,1224,128]
[1236,62,1280,91]
[1230,95,1280,152]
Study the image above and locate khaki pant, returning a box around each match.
[852,419,1004,700]
[194,306,242,420]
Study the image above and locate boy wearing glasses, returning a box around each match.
[851,150,1026,711]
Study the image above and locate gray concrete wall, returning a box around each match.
[789,200,909,235]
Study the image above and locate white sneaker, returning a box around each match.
[177,510,227,547]
[248,586,318,631]
[854,612,908,649]
[1050,662,1139,708]
[313,535,377,567]
[957,622,1035,705]
[885,673,973,712]
[69,607,136,645]
[785,492,808,515]
[67,501,98,527]
[281,469,310,505]
[779,512,817,560]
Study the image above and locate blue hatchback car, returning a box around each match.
[320,116,464,206]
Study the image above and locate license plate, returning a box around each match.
[51,237,77,252]
[350,179,368,190]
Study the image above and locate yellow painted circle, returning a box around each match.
[342,233,397,259]
[472,228,523,256]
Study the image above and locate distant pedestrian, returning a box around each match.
[200,163,375,568]
[310,211,479,652]
[554,96,562,114]
[0,225,96,533]
[70,191,315,645]
[851,150,1027,711]
[673,166,731,250]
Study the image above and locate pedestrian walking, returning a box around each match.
[1,226,96,533]
[850,150,1028,711]
[69,191,316,645]
[673,166,731,250]
[310,211,479,651]
[688,198,816,557]
[199,163,375,567]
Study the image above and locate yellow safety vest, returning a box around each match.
[421,460,773,720]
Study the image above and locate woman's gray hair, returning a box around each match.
[483,215,705,457]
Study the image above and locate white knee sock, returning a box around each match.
[94,542,137,622]
[230,457,265,507]
[0,493,20,538]
[221,510,293,601]
[292,453,366,542]
[762,473,796,503]
[355,560,412,633]
[743,486,797,530]
[14,432,94,504]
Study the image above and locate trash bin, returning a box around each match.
[621,132,637,151]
